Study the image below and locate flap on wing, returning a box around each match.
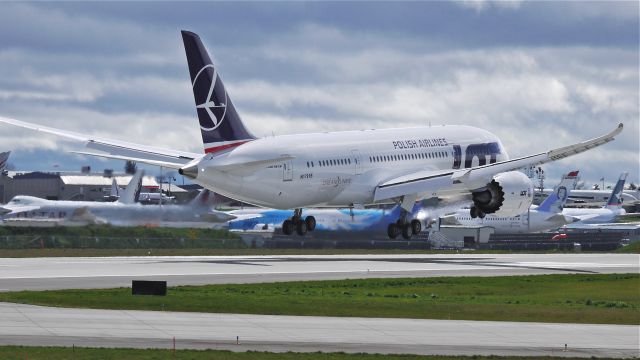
[374,170,454,202]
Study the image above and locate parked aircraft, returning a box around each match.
[447,171,580,233]
[563,172,629,226]
[534,173,639,206]
[0,31,623,239]
[0,171,233,227]
[229,203,431,236]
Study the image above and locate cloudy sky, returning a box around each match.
[0,1,638,188]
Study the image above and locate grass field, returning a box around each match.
[1,274,637,325]
[0,346,620,360]
[617,240,640,253]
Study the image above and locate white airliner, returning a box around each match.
[563,172,629,226]
[0,171,233,227]
[0,31,623,239]
[448,170,580,233]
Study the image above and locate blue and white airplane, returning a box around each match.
[563,172,629,226]
[229,203,430,236]
[0,31,623,239]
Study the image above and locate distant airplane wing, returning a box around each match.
[571,213,601,222]
[0,116,200,165]
[544,213,579,224]
[0,205,41,216]
[374,123,623,202]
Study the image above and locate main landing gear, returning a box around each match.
[282,208,316,236]
[469,206,486,219]
[387,209,422,240]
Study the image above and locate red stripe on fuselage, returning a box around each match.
[204,140,251,154]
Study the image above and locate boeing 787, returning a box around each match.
[0,31,623,239]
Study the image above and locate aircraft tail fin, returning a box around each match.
[538,170,579,213]
[188,189,217,208]
[119,170,144,204]
[0,151,11,172]
[605,172,627,209]
[109,178,120,198]
[181,30,255,154]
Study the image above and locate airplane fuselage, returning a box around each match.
[453,208,570,234]
[562,207,626,225]
[193,125,508,209]
[2,196,230,225]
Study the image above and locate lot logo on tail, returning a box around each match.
[193,64,227,131]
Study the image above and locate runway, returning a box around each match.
[1,302,637,357]
[0,253,637,291]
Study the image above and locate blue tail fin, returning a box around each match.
[605,172,627,208]
[181,31,255,154]
[537,170,578,213]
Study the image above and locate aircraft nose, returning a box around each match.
[179,163,199,179]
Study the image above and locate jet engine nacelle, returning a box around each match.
[471,171,533,217]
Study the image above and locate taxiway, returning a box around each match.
[1,302,637,357]
[0,253,637,291]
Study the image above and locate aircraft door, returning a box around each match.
[351,150,362,175]
[283,160,293,182]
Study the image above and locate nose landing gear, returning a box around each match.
[282,209,316,236]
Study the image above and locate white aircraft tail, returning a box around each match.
[605,172,627,210]
[0,151,11,172]
[109,178,120,198]
[538,170,579,213]
[119,170,144,204]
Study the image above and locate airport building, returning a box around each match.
[0,169,160,203]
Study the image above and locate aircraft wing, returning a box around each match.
[571,213,601,222]
[0,116,200,165]
[374,123,623,202]
[544,213,579,224]
[0,205,41,216]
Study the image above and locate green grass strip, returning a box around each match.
[0,346,621,360]
[1,274,637,325]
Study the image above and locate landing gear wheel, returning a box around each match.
[410,219,422,235]
[470,206,478,219]
[296,220,308,236]
[305,216,316,232]
[402,223,412,240]
[282,220,294,235]
[387,223,400,239]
